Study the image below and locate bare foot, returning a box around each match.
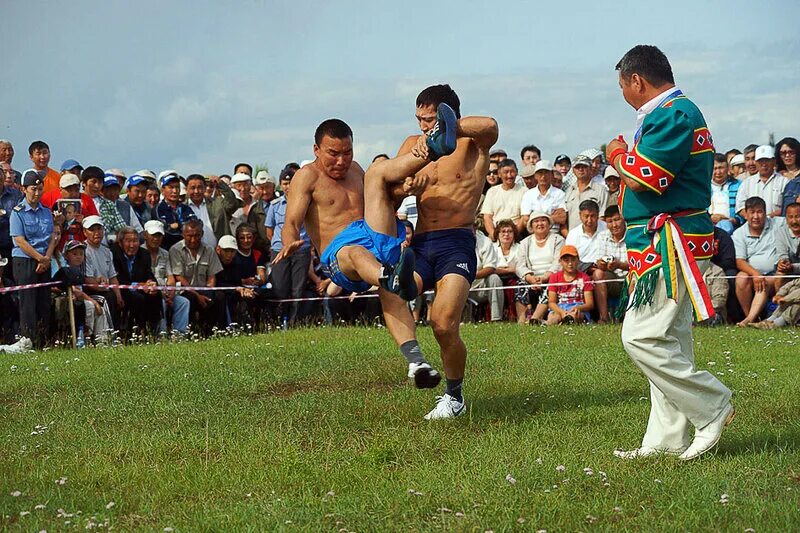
[736,319,751,327]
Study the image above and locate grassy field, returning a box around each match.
[1,324,798,532]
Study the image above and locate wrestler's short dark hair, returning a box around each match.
[28,140,49,154]
[81,166,104,183]
[744,196,766,212]
[520,145,541,159]
[604,205,621,218]
[314,119,353,146]
[497,158,517,170]
[416,84,461,119]
[714,153,728,164]
[616,45,675,87]
[743,144,759,155]
[579,199,600,213]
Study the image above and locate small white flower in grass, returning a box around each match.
[35,504,46,510]
[744,528,756,532]
[10,490,21,497]
[517,517,525,524]
[583,467,594,476]
[535,457,543,465]
[105,502,115,509]
[438,507,452,513]
[654,478,662,484]
[719,493,729,504]
[585,515,598,524]
[20,511,30,517]
[556,464,565,473]
[613,506,622,513]
[505,474,517,484]
[163,528,174,532]
[455,512,465,518]
[55,477,68,485]
[536,530,548,533]
[245,492,252,498]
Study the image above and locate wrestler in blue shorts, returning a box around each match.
[411,228,477,291]
[320,218,418,299]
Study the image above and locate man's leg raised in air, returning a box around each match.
[425,274,471,420]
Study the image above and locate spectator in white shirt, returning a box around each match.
[397,195,418,228]
[480,159,526,240]
[514,212,564,324]
[565,200,607,271]
[735,145,787,217]
[592,205,628,323]
[470,231,504,321]
[520,160,568,237]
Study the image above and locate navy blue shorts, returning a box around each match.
[411,228,477,292]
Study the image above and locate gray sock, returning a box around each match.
[773,316,787,327]
[400,340,426,365]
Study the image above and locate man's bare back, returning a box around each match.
[288,161,366,254]
[396,133,490,234]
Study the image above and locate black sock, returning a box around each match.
[400,340,426,365]
[445,378,463,402]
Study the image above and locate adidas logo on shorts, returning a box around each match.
[456,262,469,272]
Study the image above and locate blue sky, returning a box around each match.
[3,0,799,176]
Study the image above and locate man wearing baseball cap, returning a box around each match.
[156,170,197,250]
[734,145,788,218]
[41,173,100,250]
[142,219,190,335]
[520,160,568,237]
[565,154,609,230]
[60,159,83,179]
[123,173,156,227]
[248,171,276,255]
[229,172,254,235]
[10,170,62,347]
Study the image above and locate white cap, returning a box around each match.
[253,170,275,186]
[218,235,238,250]
[144,220,165,235]
[533,160,553,173]
[581,148,603,160]
[132,169,156,181]
[300,159,314,168]
[730,154,745,166]
[180,182,186,195]
[0,253,7,267]
[59,173,81,188]
[231,172,252,184]
[82,215,104,229]
[755,145,775,160]
[604,166,620,179]
[105,168,125,179]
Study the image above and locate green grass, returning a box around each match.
[1,324,799,531]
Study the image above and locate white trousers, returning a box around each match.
[470,273,504,321]
[621,261,732,451]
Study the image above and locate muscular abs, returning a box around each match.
[305,167,365,252]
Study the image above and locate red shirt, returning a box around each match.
[547,270,594,305]
[41,190,99,250]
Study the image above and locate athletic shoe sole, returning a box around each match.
[396,247,418,301]
[413,366,442,389]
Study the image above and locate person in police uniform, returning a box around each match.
[9,170,62,347]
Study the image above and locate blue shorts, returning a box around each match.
[555,302,591,322]
[411,228,477,292]
[320,219,406,293]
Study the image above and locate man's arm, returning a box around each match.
[273,171,314,264]
[457,116,499,152]
[482,214,496,241]
[217,179,243,216]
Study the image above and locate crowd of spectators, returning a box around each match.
[1,136,799,349]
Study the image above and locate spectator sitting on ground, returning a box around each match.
[593,205,628,323]
[469,230,504,321]
[735,145,787,218]
[604,166,621,207]
[709,153,743,234]
[775,202,800,291]
[480,158,526,239]
[169,219,226,334]
[733,196,785,327]
[186,173,241,249]
[111,226,161,335]
[565,199,607,273]
[515,212,564,324]
[702,227,738,325]
[493,219,519,280]
[82,215,123,328]
[143,220,189,335]
[157,170,197,250]
[545,244,594,325]
[215,234,257,325]
[59,240,110,344]
[565,154,608,230]
[750,278,800,329]
[519,160,568,237]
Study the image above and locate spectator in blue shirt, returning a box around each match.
[0,170,23,280]
[156,171,196,250]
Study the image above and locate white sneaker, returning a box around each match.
[424,394,466,420]
[408,362,442,389]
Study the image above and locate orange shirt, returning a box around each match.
[42,167,61,195]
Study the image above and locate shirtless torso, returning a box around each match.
[395,131,491,234]
[285,160,366,255]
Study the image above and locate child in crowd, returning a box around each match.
[546,245,594,325]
